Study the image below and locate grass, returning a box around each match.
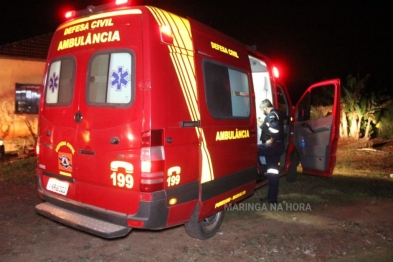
[0,157,37,185]
[228,145,393,220]
[1,143,392,201]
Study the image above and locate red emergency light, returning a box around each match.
[160,25,173,44]
[116,0,129,4]
[65,10,76,19]
[64,0,130,19]
[273,66,279,78]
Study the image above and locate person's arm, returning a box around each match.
[266,111,281,145]
[257,117,263,127]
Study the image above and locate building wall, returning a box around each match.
[0,57,45,153]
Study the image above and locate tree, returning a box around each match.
[340,73,390,140]
[341,74,367,139]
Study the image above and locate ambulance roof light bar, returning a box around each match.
[116,0,129,4]
[65,0,130,20]
[65,10,76,19]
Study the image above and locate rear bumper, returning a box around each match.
[36,202,132,238]
[36,176,169,239]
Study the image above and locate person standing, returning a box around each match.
[257,99,285,203]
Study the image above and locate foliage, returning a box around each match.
[378,101,393,138]
[340,74,391,140]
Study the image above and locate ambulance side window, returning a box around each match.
[296,85,334,121]
[204,61,250,119]
[309,85,334,119]
[87,51,134,106]
[45,57,75,106]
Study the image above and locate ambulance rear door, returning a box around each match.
[293,79,341,177]
[39,9,144,215]
[73,12,144,214]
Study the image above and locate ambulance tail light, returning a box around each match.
[140,130,165,192]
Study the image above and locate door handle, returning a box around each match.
[301,123,315,133]
[79,149,95,155]
[180,120,200,127]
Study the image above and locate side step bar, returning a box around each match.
[36,202,131,239]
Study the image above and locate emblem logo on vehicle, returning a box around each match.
[110,66,130,91]
[55,141,75,175]
[58,152,73,172]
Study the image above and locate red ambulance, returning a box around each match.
[35,1,341,239]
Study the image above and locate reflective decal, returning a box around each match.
[58,31,121,50]
[49,72,59,93]
[110,66,130,91]
[55,141,75,154]
[210,41,239,58]
[167,166,181,187]
[110,161,134,189]
[214,190,246,208]
[215,129,250,141]
[58,10,142,30]
[59,153,73,171]
[55,141,75,175]
[58,15,131,50]
[147,7,214,183]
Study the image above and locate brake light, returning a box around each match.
[140,130,165,192]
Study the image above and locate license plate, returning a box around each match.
[46,178,69,196]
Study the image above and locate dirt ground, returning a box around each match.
[1,139,393,261]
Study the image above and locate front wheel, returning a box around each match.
[184,206,225,240]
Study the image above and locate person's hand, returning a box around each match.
[257,117,262,126]
[266,138,275,147]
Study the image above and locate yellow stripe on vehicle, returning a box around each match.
[147,6,214,183]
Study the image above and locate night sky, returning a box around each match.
[1,0,392,102]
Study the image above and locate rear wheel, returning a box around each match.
[286,150,300,182]
[185,205,225,240]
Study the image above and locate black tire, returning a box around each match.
[184,205,225,240]
[286,150,300,182]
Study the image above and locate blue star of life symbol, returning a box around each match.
[110,67,130,91]
[49,73,59,93]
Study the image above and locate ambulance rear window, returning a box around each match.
[204,61,250,119]
[87,51,134,106]
[45,57,75,105]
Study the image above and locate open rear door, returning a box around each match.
[293,79,341,177]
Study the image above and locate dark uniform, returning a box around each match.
[258,109,284,203]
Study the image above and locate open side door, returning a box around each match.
[293,79,341,177]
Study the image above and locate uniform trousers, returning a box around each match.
[257,141,284,203]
